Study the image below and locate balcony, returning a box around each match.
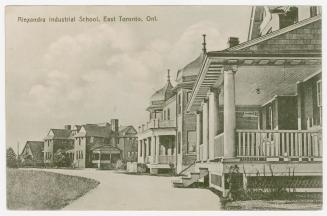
[138,119,176,133]
[236,130,322,159]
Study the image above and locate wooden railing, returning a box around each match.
[214,133,224,158]
[158,155,175,164]
[138,119,176,133]
[236,130,322,158]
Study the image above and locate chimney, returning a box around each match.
[111,119,119,133]
[64,125,71,130]
[228,37,239,48]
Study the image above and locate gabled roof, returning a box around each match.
[119,125,137,136]
[75,124,112,138]
[227,15,321,52]
[44,129,72,140]
[22,141,44,157]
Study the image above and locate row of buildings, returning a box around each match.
[137,5,323,195]
[21,119,138,168]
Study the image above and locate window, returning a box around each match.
[178,94,182,114]
[140,141,142,156]
[310,6,318,17]
[79,138,81,145]
[177,132,181,154]
[187,131,196,153]
[167,108,170,120]
[163,110,166,120]
[90,136,94,143]
[317,80,322,125]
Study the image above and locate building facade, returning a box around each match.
[43,126,74,166]
[174,6,322,196]
[21,141,44,166]
[137,50,205,174]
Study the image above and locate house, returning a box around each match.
[20,141,44,166]
[174,6,322,196]
[137,50,205,174]
[73,119,138,168]
[43,125,74,166]
[117,125,138,162]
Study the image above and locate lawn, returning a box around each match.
[7,169,100,210]
[223,199,322,210]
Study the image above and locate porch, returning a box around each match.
[209,129,322,161]
[91,145,121,169]
[138,130,176,173]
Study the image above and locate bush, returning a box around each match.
[137,163,147,173]
[115,160,126,170]
[7,147,18,168]
[53,149,72,167]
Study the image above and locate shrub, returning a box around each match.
[53,149,72,167]
[7,147,18,168]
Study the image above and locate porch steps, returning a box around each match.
[172,167,209,188]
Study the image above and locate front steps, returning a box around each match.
[173,167,209,188]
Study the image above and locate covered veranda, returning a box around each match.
[91,145,121,168]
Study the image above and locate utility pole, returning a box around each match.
[17,141,20,159]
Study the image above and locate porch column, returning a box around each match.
[155,136,160,163]
[208,87,220,160]
[202,99,209,161]
[296,81,303,130]
[98,151,101,169]
[223,66,237,158]
[196,111,202,161]
[151,136,155,163]
[138,140,142,162]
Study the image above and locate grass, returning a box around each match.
[7,168,100,210]
[223,199,323,210]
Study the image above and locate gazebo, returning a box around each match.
[91,144,121,169]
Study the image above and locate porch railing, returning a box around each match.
[236,130,322,158]
[138,119,176,133]
[158,155,175,164]
[214,133,224,158]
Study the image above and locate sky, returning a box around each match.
[5,5,251,153]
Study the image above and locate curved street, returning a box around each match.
[42,169,221,210]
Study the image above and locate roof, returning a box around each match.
[90,144,121,153]
[176,54,204,83]
[119,125,137,136]
[227,15,321,52]
[22,141,44,157]
[150,80,174,102]
[75,124,112,137]
[45,129,72,140]
[186,15,322,112]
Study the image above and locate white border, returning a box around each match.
[0,0,326,216]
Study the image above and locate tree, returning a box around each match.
[53,149,72,167]
[7,147,17,168]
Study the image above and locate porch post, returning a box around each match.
[155,136,160,163]
[98,151,101,169]
[202,99,209,161]
[296,81,303,130]
[151,136,155,163]
[196,111,202,161]
[138,140,141,162]
[209,87,220,160]
[223,66,237,158]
